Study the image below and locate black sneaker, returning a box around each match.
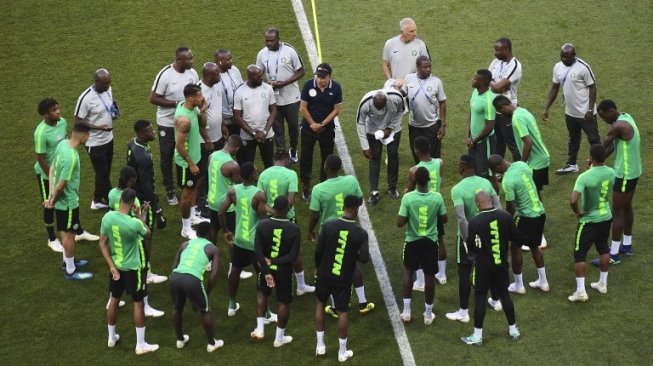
[289,148,298,164]
[367,192,381,205]
[387,189,400,199]
[302,187,311,202]
[167,190,178,205]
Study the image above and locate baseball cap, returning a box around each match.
[315,63,332,77]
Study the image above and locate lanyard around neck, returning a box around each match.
[93,86,112,114]
[266,43,283,80]
[411,77,436,106]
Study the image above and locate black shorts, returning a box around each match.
[532,167,549,192]
[109,268,147,302]
[36,174,50,202]
[456,234,473,265]
[473,265,510,295]
[231,244,258,270]
[403,238,438,274]
[437,219,445,237]
[55,207,80,232]
[176,163,199,189]
[258,271,293,304]
[169,272,210,313]
[210,209,236,233]
[574,219,611,263]
[514,214,546,248]
[614,177,638,193]
[315,278,352,313]
[468,137,493,178]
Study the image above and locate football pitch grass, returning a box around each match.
[1,0,651,365]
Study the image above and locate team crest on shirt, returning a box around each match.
[261,92,267,99]
[281,57,287,64]
[309,89,317,97]
[570,73,576,80]
[57,134,64,141]
[186,180,194,187]
[411,50,417,56]
[427,86,433,92]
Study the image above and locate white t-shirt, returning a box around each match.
[402,73,446,127]
[489,57,522,105]
[220,65,244,118]
[151,64,199,127]
[199,81,223,143]
[74,85,114,146]
[233,83,276,141]
[552,58,596,118]
[382,36,430,79]
[255,42,303,106]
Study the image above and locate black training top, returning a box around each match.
[315,217,369,287]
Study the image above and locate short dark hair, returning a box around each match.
[196,221,213,238]
[133,119,151,133]
[265,27,279,38]
[118,166,137,189]
[240,162,256,180]
[414,136,430,154]
[325,154,342,171]
[492,95,512,109]
[176,46,190,57]
[183,83,202,97]
[476,69,492,83]
[73,122,91,133]
[274,149,289,161]
[497,37,512,51]
[343,195,363,209]
[120,188,137,205]
[415,167,430,186]
[273,196,289,211]
[227,134,243,147]
[590,144,606,163]
[215,48,229,57]
[459,154,476,170]
[415,55,431,67]
[38,98,58,116]
[597,99,617,113]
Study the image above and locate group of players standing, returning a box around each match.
[34,17,641,361]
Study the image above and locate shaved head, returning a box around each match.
[561,43,575,53]
[372,91,387,109]
[475,191,492,210]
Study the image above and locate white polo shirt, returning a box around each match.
[233,82,276,141]
[74,85,114,147]
[402,73,447,127]
[199,80,223,143]
[382,36,430,79]
[151,64,199,128]
[489,57,522,105]
[552,58,596,118]
[255,42,303,106]
[220,65,244,118]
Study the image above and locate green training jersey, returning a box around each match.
[415,158,443,193]
[100,211,148,271]
[257,165,299,220]
[613,113,641,180]
[234,184,262,250]
[173,237,212,280]
[502,161,545,218]
[573,165,615,223]
[451,175,497,229]
[511,107,550,170]
[34,118,67,179]
[207,150,235,212]
[469,89,495,139]
[309,175,363,227]
[173,102,201,167]
[52,140,80,210]
[108,187,141,215]
[398,190,446,242]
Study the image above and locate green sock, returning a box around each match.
[229,298,237,309]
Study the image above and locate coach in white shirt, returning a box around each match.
[256,27,305,162]
[402,56,447,162]
[215,48,244,137]
[150,47,199,205]
[543,43,600,175]
[234,65,276,168]
[383,17,430,89]
[75,68,117,210]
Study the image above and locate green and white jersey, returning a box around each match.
[257,165,298,220]
[34,118,67,179]
[573,165,615,223]
[414,158,443,193]
[234,184,262,250]
[52,140,80,210]
[108,187,141,214]
[502,162,545,218]
[451,176,497,231]
[207,150,235,212]
[100,211,148,271]
[511,107,550,170]
[173,101,201,167]
[613,113,641,180]
[173,237,212,280]
[469,89,495,139]
[309,175,363,227]
[398,190,446,242]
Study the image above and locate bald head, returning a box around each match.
[372,91,387,109]
[561,43,575,53]
[475,191,493,211]
[488,154,509,174]
[202,62,220,86]
[246,64,263,87]
[94,68,111,92]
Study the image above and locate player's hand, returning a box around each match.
[224,232,235,245]
[222,125,229,139]
[98,124,112,131]
[43,198,54,209]
[308,231,316,242]
[265,257,272,266]
[265,274,275,288]
[438,125,446,139]
[394,78,405,89]
[255,131,266,142]
[542,109,550,122]
[383,128,392,139]
[310,123,323,132]
[362,149,372,159]
[584,110,593,123]
[110,267,120,281]
[576,211,586,218]
[155,208,167,229]
[205,141,215,154]
[270,80,284,89]
[466,137,475,148]
[199,97,207,113]
[189,163,200,175]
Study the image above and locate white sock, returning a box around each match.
[329,295,335,307]
[537,267,548,284]
[191,205,197,217]
[316,331,325,347]
[424,303,433,315]
[295,271,306,288]
[143,296,150,309]
[136,326,145,347]
[228,262,232,277]
[402,298,411,313]
[437,260,447,277]
[610,240,621,255]
[338,338,347,354]
[415,269,425,286]
[509,324,518,333]
[514,273,523,288]
[473,327,483,338]
[64,256,75,275]
[576,277,585,292]
[623,235,632,246]
[256,317,265,333]
[275,327,285,342]
[371,190,379,195]
[108,324,116,340]
[489,298,499,307]
[460,308,468,317]
[599,271,608,285]
[355,286,367,304]
[182,218,191,230]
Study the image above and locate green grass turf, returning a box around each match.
[0,0,651,364]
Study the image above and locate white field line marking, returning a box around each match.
[290,1,417,365]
